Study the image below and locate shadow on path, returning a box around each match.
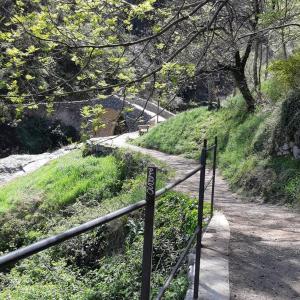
[99,133,300,300]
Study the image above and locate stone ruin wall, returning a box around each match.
[25,96,154,137]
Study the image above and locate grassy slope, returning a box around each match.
[0,151,122,213]
[0,149,210,299]
[135,95,300,206]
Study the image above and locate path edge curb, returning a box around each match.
[185,211,230,300]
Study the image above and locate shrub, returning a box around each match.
[0,192,210,299]
[269,50,300,90]
[261,78,284,103]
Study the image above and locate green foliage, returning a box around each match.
[269,50,300,90]
[135,94,300,205]
[0,160,209,299]
[0,0,178,111]
[80,105,106,140]
[0,255,92,300]
[261,78,284,103]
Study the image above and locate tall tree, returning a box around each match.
[0,0,299,115]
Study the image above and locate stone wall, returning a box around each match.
[24,96,158,137]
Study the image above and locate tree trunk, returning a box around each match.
[207,75,214,110]
[281,0,288,59]
[281,29,288,59]
[231,69,255,112]
[253,40,259,89]
[265,43,270,80]
[258,43,263,93]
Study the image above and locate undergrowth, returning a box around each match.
[0,149,209,299]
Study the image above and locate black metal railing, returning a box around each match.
[0,137,218,300]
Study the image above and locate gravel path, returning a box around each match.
[98,133,300,300]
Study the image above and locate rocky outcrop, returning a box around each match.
[292,145,300,159]
[83,140,117,157]
[0,144,79,185]
[276,142,300,159]
[274,90,300,159]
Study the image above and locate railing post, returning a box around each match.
[210,136,218,218]
[193,139,207,299]
[141,166,157,300]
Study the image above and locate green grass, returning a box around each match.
[0,192,210,300]
[0,149,211,299]
[0,150,169,252]
[0,150,123,213]
[135,96,250,158]
[0,150,210,299]
[135,95,300,205]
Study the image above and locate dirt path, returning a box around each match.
[3,132,299,299]
[98,133,300,300]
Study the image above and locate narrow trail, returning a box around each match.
[100,133,300,300]
[2,132,299,299]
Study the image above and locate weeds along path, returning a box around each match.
[100,132,300,300]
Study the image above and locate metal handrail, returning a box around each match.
[204,175,214,191]
[0,164,202,269]
[206,144,216,151]
[156,216,212,300]
[0,200,146,268]
[156,227,200,299]
[0,136,218,300]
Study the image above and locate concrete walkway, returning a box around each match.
[96,132,300,300]
[185,212,230,300]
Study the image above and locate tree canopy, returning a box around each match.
[0,0,299,116]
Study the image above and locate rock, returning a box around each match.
[277,143,290,156]
[292,145,300,159]
[294,130,300,145]
[84,141,116,156]
[0,145,75,185]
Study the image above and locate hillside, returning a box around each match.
[135,88,300,207]
[0,149,210,299]
[1,1,300,299]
